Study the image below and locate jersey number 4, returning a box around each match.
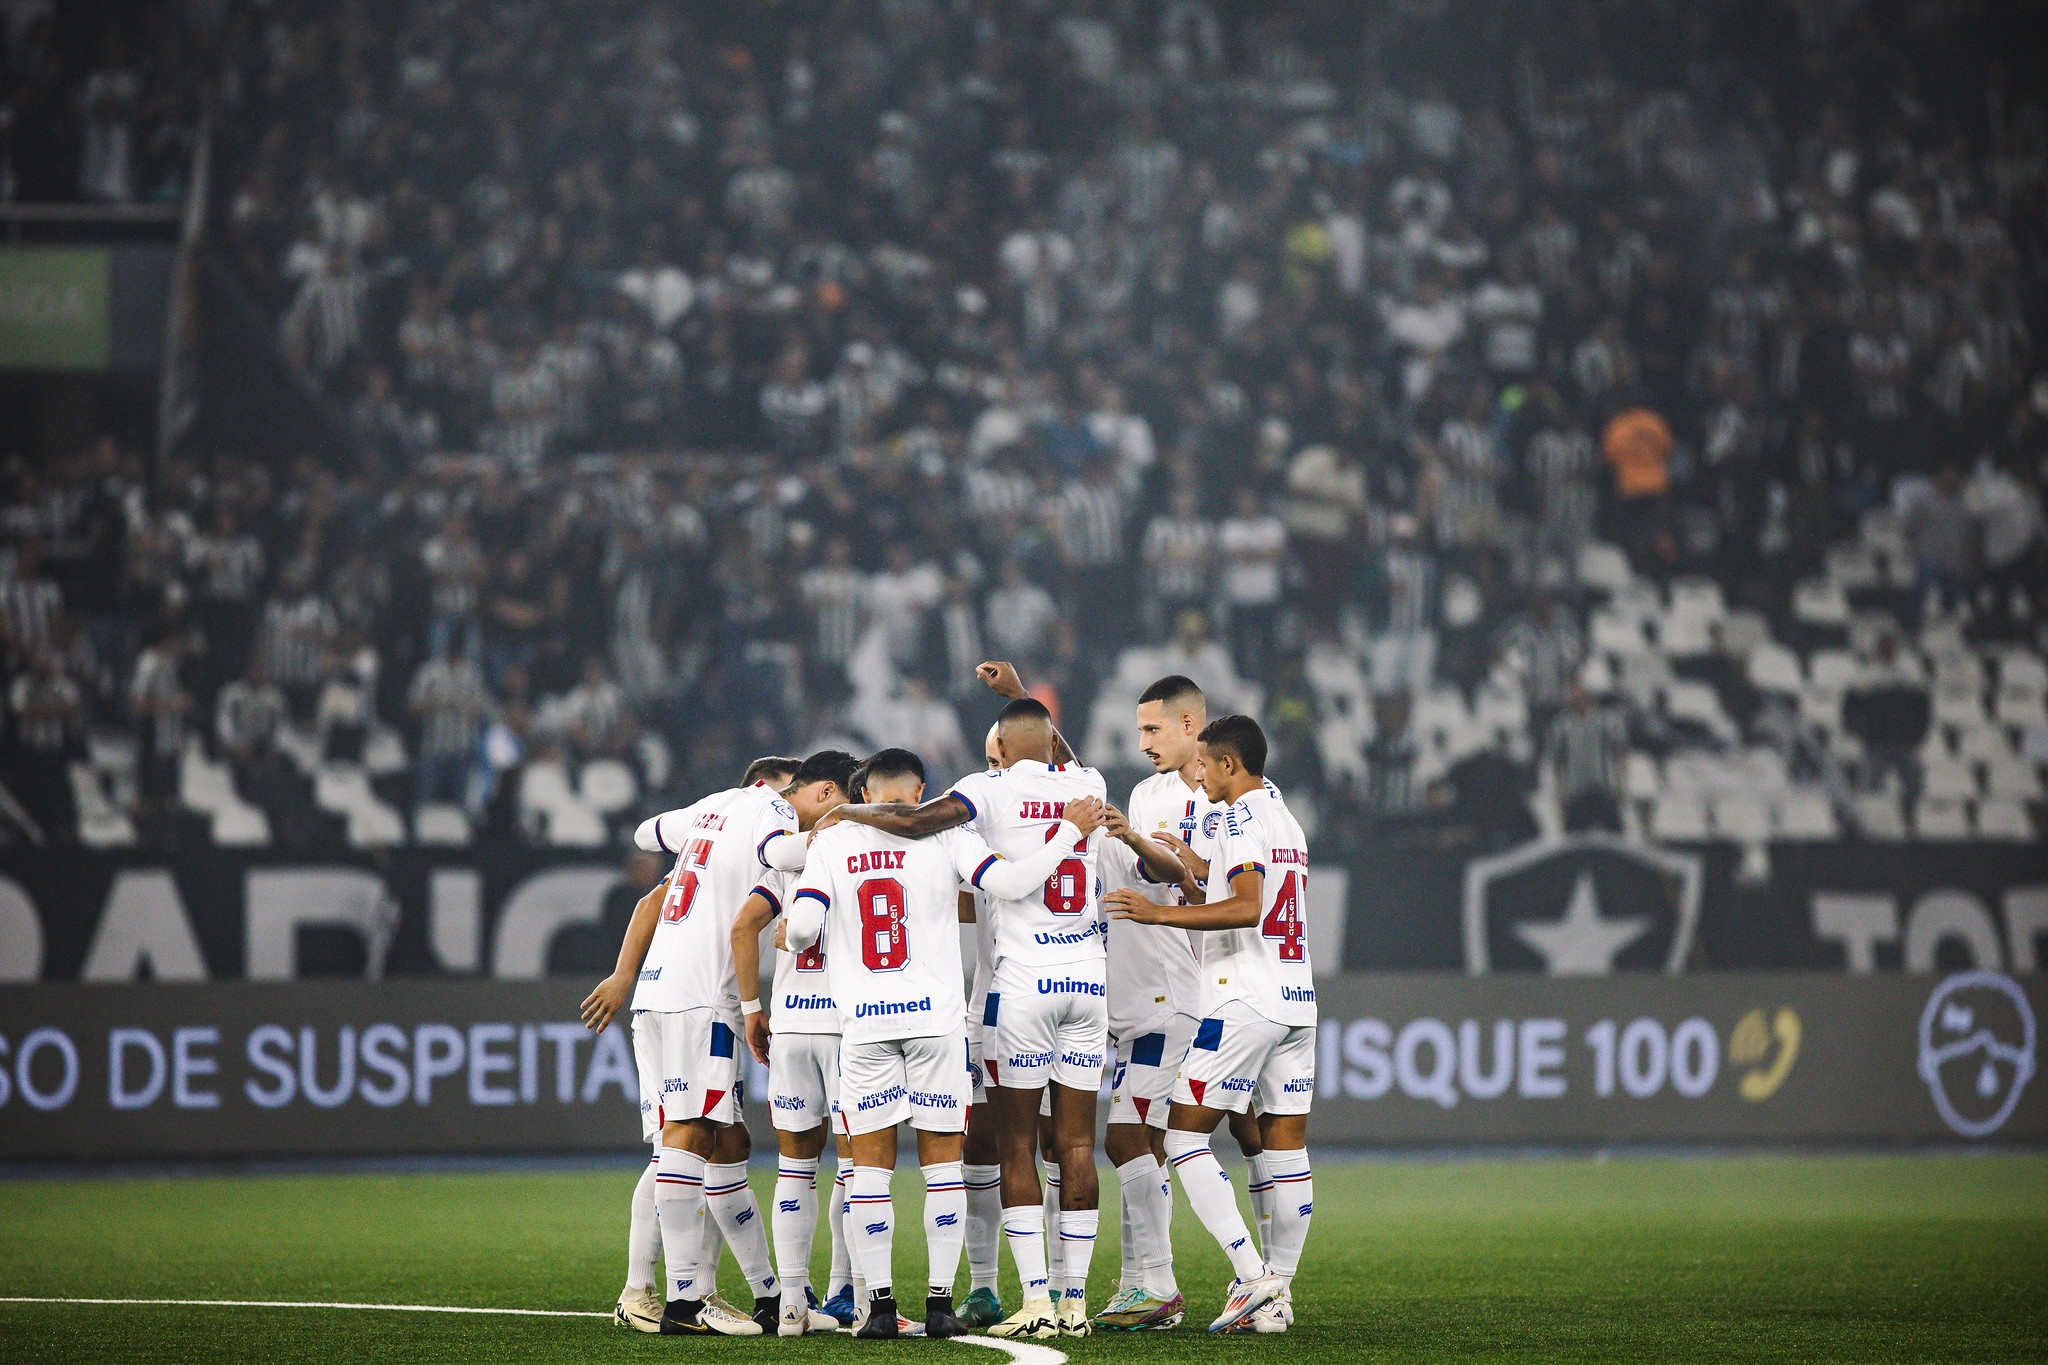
[857,877,908,972]
[1261,870,1306,962]
[1042,826,1087,916]
[661,839,713,923]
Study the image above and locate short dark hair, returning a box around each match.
[1138,674,1204,710]
[856,747,926,797]
[741,755,803,788]
[789,749,860,793]
[1198,714,1267,776]
[997,696,1052,726]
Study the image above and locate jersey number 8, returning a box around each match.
[857,877,908,972]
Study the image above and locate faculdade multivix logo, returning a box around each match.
[1917,972,2037,1139]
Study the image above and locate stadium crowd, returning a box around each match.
[2,0,2043,854]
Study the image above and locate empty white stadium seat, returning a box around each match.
[1799,684,1844,731]
[1994,684,2047,727]
[69,763,137,848]
[1931,683,1986,727]
[1974,798,2035,842]
[1624,751,1661,800]
[364,725,409,774]
[315,766,406,847]
[1808,650,1859,690]
[1920,758,1979,802]
[1576,542,1633,593]
[1668,577,1725,619]
[579,758,638,814]
[1591,609,1647,655]
[1651,792,1709,841]
[1996,651,2047,692]
[1851,791,1907,840]
[1984,757,2043,800]
[1711,793,1772,842]
[415,803,472,846]
[1663,680,1735,739]
[1747,643,1803,693]
[1792,578,1849,626]
[519,760,608,846]
[1775,789,1839,839]
[1954,722,2010,763]
[212,804,272,846]
[1656,608,1714,657]
[1912,798,1971,840]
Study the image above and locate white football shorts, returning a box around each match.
[632,1006,744,1140]
[983,956,1108,1093]
[836,1034,973,1135]
[1109,1011,1199,1129]
[1172,1000,1316,1116]
[769,1031,841,1133]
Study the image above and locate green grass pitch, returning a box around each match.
[1,1152,2043,1362]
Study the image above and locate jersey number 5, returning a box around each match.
[857,877,908,972]
[1043,826,1087,916]
[1261,870,1305,961]
[661,839,713,923]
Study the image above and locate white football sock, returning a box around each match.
[1245,1151,1275,1260]
[1262,1148,1314,1283]
[1056,1208,1098,1306]
[827,1164,852,1290]
[1114,1156,1155,1293]
[697,1193,724,1298]
[704,1160,777,1297]
[922,1161,967,1299]
[847,1165,895,1297]
[654,1146,707,1302]
[1040,1157,1064,1294]
[773,1155,820,1306]
[964,1163,1002,1293]
[1163,1130,1264,1283]
[1146,1159,1179,1297]
[627,1152,660,1292]
[1000,1203,1051,1302]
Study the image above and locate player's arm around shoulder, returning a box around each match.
[785,829,842,954]
[756,794,808,871]
[1106,810,1265,931]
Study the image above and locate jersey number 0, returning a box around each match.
[1042,826,1087,916]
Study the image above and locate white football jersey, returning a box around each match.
[1197,786,1316,1028]
[946,760,1109,969]
[754,867,838,1036]
[966,884,996,1020]
[1099,836,1198,1039]
[633,783,799,1014]
[791,820,1085,1045]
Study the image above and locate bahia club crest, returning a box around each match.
[1462,834,1702,975]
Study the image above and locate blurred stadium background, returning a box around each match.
[2,2,2046,1360]
[0,0,2045,1157]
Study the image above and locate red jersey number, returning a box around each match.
[857,877,908,972]
[1261,870,1306,962]
[1042,825,1087,916]
[661,839,713,923]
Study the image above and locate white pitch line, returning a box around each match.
[0,1299,1069,1362]
[0,1297,607,1318]
[950,1335,1071,1364]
